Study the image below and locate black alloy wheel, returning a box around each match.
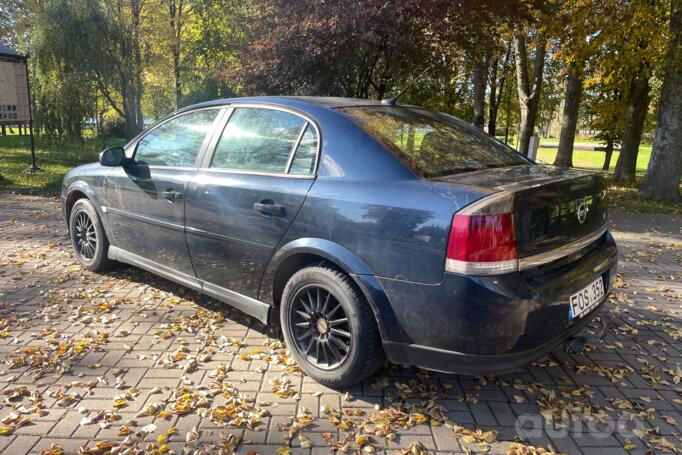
[280,265,383,387]
[289,285,352,369]
[68,198,113,272]
[73,210,97,260]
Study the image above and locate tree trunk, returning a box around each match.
[614,70,649,184]
[131,0,144,136]
[406,125,416,153]
[640,0,682,201]
[472,53,489,129]
[488,58,499,136]
[514,32,547,155]
[488,47,510,137]
[554,68,583,167]
[168,0,183,108]
[602,138,614,170]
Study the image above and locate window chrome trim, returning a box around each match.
[285,124,308,174]
[207,102,322,177]
[197,167,316,180]
[517,226,607,271]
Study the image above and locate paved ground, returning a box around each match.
[0,193,680,455]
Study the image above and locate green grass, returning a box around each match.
[499,136,653,174]
[607,177,682,215]
[0,135,124,195]
[535,139,652,175]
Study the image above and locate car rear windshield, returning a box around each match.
[338,106,529,178]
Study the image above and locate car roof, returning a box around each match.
[179,96,385,113]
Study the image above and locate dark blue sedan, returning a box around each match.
[61,97,618,386]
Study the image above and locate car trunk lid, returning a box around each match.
[435,164,608,260]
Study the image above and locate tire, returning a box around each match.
[69,198,113,272]
[280,265,383,387]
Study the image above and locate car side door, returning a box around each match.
[106,108,224,276]
[185,105,319,298]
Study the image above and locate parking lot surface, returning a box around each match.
[0,193,680,454]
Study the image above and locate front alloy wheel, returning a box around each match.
[68,198,113,272]
[73,210,97,260]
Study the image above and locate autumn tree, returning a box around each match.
[609,0,668,183]
[234,0,435,98]
[640,0,682,201]
[487,43,512,136]
[550,0,599,167]
[514,29,547,155]
[471,51,490,129]
[584,87,626,170]
[33,0,147,139]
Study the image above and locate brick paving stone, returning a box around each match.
[31,438,87,454]
[1,195,681,455]
[47,410,82,438]
[5,435,40,454]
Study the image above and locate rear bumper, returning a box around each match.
[383,302,605,375]
[378,231,618,375]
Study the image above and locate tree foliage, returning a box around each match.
[1,0,679,200]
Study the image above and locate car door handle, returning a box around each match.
[253,200,285,216]
[162,189,183,201]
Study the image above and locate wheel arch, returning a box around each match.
[63,182,109,236]
[64,188,89,224]
[260,238,407,343]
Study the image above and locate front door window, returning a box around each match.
[135,109,220,167]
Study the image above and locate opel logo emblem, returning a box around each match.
[576,200,589,224]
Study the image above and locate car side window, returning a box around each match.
[135,109,219,167]
[210,107,317,174]
[288,125,318,175]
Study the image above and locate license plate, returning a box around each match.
[569,276,605,320]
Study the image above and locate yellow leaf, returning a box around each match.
[355,434,370,446]
[276,446,292,455]
[299,434,312,448]
[41,445,64,455]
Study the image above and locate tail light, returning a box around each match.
[445,212,518,275]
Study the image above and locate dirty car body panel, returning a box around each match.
[62,96,618,375]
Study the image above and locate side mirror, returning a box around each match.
[99,147,125,167]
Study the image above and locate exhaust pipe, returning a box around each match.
[565,313,610,354]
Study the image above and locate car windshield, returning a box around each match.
[339,105,529,178]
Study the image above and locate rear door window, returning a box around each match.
[339,106,529,178]
[288,125,318,175]
[210,107,318,174]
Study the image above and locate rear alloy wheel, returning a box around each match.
[69,198,113,272]
[280,266,383,387]
[289,285,352,369]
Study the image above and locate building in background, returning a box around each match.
[0,44,30,135]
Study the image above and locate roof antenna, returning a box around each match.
[381,65,432,106]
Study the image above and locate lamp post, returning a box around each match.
[23,56,38,172]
